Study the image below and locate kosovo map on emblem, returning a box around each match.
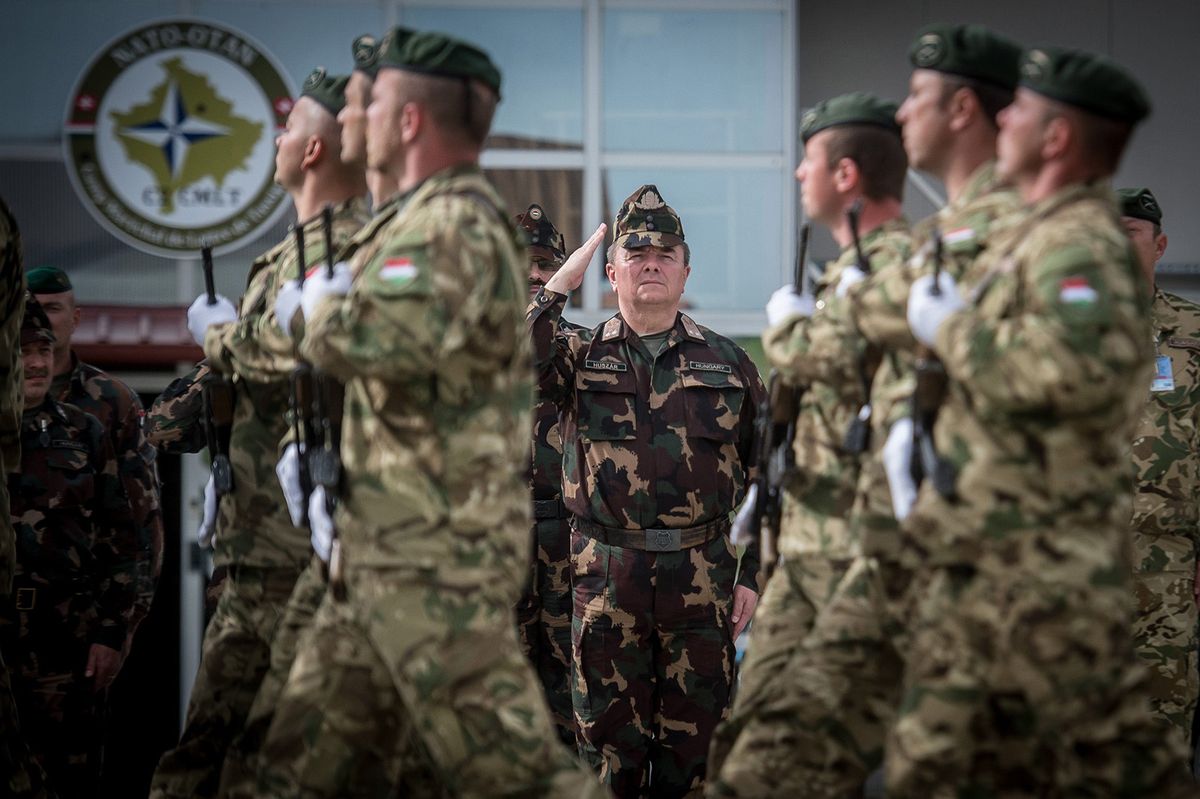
[64,19,295,257]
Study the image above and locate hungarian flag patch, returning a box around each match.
[1058,276,1098,305]
[379,257,417,283]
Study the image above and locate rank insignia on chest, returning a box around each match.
[585,359,628,372]
[687,361,732,374]
[1168,336,1200,350]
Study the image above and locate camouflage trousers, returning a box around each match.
[256,564,606,798]
[1133,567,1199,749]
[218,555,326,797]
[0,646,52,799]
[515,514,575,747]
[149,563,301,799]
[572,528,737,798]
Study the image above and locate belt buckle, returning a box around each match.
[15,587,35,611]
[644,528,681,552]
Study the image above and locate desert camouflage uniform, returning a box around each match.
[888,183,1190,796]
[145,362,208,456]
[149,198,367,799]
[708,164,1017,798]
[4,397,137,796]
[531,272,765,795]
[1131,288,1200,747]
[257,165,604,798]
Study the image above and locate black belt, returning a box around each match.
[572,516,730,552]
[533,498,567,520]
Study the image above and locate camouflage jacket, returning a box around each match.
[146,361,209,455]
[1131,289,1200,573]
[52,353,161,630]
[531,318,586,504]
[910,182,1152,574]
[201,198,368,569]
[8,400,137,650]
[761,219,910,558]
[530,292,766,592]
[302,165,532,601]
[0,196,23,596]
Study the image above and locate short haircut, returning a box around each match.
[396,71,497,147]
[938,75,1015,129]
[823,124,908,201]
[1042,100,1133,177]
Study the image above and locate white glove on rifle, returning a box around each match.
[196,474,218,548]
[907,273,965,348]
[187,294,237,346]
[276,442,307,528]
[882,418,917,521]
[766,284,816,326]
[309,486,334,563]
[300,262,353,320]
[274,279,303,336]
[730,482,759,546]
[835,265,867,298]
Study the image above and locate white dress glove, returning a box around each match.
[309,486,334,563]
[187,294,237,346]
[766,285,816,326]
[300,262,353,320]
[276,442,307,528]
[274,279,303,335]
[196,474,218,548]
[882,417,917,521]
[730,482,759,546]
[907,273,965,348]
[835,265,867,298]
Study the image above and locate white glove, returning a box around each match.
[309,486,334,563]
[835,265,867,298]
[882,418,917,521]
[907,273,965,348]
[196,474,218,548]
[730,482,758,546]
[766,285,816,326]
[276,442,307,528]
[274,279,303,335]
[300,262,353,320]
[187,294,237,346]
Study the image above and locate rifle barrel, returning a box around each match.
[792,223,810,294]
[201,245,216,304]
[294,225,307,287]
[322,205,335,278]
[930,225,944,297]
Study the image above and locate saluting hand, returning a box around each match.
[544,223,607,295]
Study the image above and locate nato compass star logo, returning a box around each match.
[118,79,231,182]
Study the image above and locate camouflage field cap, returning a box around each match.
[800,92,901,143]
[1117,187,1162,226]
[352,34,382,78]
[21,292,55,345]
[514,203,567,266]
[613,185,685,250]
[1019,46,1150,123]
[377,28,502,98]
[301,67,350,116]
[25,265,72,294]
[909,23,1022,89]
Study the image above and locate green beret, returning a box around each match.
[378,28,502,98]
[1116,187,1162,226]
[21,292,55,345]
[300,67,349,116]
[613,185,685,251]
[26,265,72,294]
[352,34,381,78]
[800,92,901,143]
[514,204,567,266]
[909,23,1022,90]
[1019,46,1150,123]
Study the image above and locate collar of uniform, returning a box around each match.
[602,312,705,344]
[21,398,60,424]
[1024,180,1114,226]
[1152,287,1183,337]
[295,195,369,233]
[60,351,89,398]
[402,162,491,214]
[954,159,1004,210]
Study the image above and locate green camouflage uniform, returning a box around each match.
[1131,288,1200,747]
[145,362,208,456]
[149,198,367,799]
[257,165,603,798]
[708,165,1018,798]
[889,182,1190,796]
[4,397,137,796]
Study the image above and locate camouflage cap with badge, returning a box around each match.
[25,265,73,295]
[21,291,55,345]
[1018,46,1151,123]
[909,23,1022,89]
[800,92,901,143]
[515,203,567,267]
[301,67,350,117]
[376,27,502,98]
[351,34,382,78]
[612,185,686,254]
[1116,187,1162,226]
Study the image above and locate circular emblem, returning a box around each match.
[1140,194,1159,215]
[528,205,542,221]
[63,19,295,258]
[913,33,945,68]
[303,67,326,93]
[353,35,377,68]
[1021,49,1051,82]
[800,108,819,134]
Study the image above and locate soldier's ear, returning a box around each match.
[834,157,860,194]
[400,101,422,144]
[301,135,324,169]
[1155,231,1168,262]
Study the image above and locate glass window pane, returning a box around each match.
[603,10,784,153]
[403,7,584,149]
[604,168,785,313]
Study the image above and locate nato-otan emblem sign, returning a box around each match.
[64,19,295,258]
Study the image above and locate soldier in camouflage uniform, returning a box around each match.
[707,92,911,794]
[28,265,162,654]
[149,68,370,799]
[532,183,765,797]
[513,202,582,747]
[4,295,138,796]
[1117,186,1200,752]
[255,29,604,798]
[892,48,1191,794]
